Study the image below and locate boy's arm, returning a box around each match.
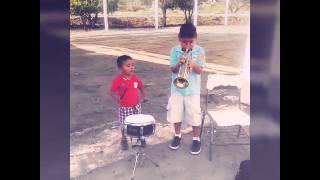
[189,50,206,74]
[170,48,180,74]
[139,88,148,103]
[171,63,181,74]
[109,90,120,105]
[109,80,120,105]
[137,78,147,103]
[189,61,202,74]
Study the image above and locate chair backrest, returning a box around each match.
[206,74,250,106]
[206,74,242,107]
[205,74,250,127]
[206,74,242,91]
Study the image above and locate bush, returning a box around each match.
[70,0,119,29]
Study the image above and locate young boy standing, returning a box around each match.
[167,23,206,155]
[110,55,146,150]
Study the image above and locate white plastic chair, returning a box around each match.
[200,74,250,161]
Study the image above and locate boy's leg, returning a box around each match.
[167,94,183,150]
[119,107,129,150]
[120,129,129,150]
[185,95,202,155]
[169,122,182,150]
[174,122,182,136]
[192,126,201,139]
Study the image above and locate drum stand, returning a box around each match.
[128,137,159,180]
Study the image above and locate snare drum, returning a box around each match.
[124,114,156,138]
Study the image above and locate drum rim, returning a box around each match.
[124,114,155,126]
[124,122,155,126]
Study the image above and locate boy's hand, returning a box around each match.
[188,59,196,69]
[110,91,122,106]
[179,56,186,65]
[142,98,148,103]
[189,59,203,74]
[116,97,121,106]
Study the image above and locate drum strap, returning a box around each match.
[133,104,141,113]
[120,86,128,100]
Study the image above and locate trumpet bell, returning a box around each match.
[173,77,189,89]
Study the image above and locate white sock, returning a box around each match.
[175,133,182,138]
[193,137,200,141]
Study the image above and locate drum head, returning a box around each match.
[124,114,155,126]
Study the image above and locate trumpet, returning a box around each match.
[173,48,192,89]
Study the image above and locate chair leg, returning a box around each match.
[208,112,215,161]
[209,141,212,161]
[199,111,206,140]
[237,125,242,138]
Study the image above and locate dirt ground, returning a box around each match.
[71,26,247,68]
[73,131,249,180]
[71,26,248,133]
[70,26,250,179]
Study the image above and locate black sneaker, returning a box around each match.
[121,137,129,150]
[190,140,201,155]
[169,136,181,150]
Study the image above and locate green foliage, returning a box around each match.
[159,0,175,26]
[174,0,194,23]
[229,0,250,13]
[108,0,120,14]
[70,0,102,17]
[173,0,207,23]
[70,0,119,29]
[159,0,175,9]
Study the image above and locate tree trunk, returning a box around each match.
[88,14,92,30]
[184,10,188,24]
[190,9,193,23]
[80,16,87,30]
[93,13,98,28]
[162,8,167,27]
[186,9,193,24]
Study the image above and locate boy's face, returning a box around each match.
[120,59,135,76]
[179,37,197,49]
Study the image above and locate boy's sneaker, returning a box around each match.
[169,136,181,150]
[190,140,201,155]
[121,137,129,150]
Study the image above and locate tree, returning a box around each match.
[141,0,153,6]
[70,0,119,29]
[159,0,175,27]
[174,0,206,24]
[107,0,120,15]
[174,0,194,24]
[70,0,102,29]
[229,0,250,14]
[124,0,143,11]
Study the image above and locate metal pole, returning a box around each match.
[224,0,229,25]
[103,0,109,31]
[194,0,198,26]
[154,0,159,29]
